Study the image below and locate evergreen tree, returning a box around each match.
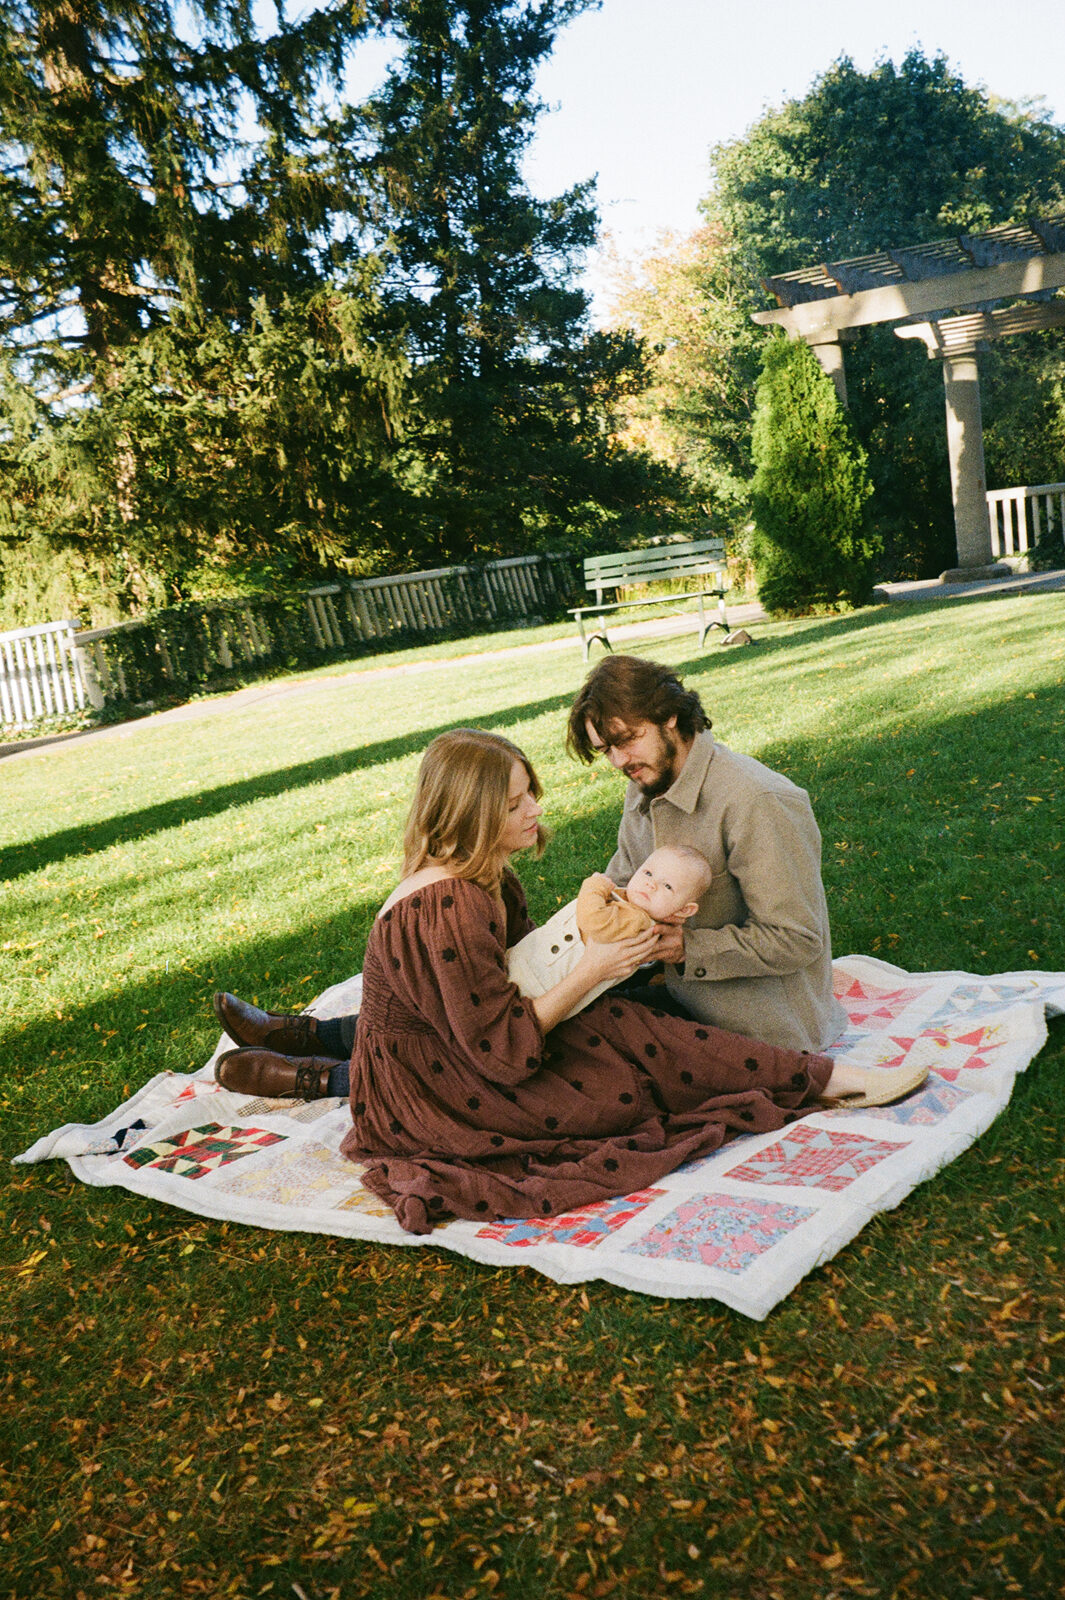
[0,0,405,622]
[0,0,372,384]
[750,335,877,614]
[362,0,660,564]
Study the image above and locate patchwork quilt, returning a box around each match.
[15,956,1065,1320]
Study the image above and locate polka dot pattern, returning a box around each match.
[350,872,828,1235]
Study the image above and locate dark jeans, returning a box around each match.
[317,1012,359,1060]
[613,963,696,1020]
[317,1013,358,1097]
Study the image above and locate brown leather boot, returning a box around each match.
[214,1047,344,1101]
[213,992,322,1056]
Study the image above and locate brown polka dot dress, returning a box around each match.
[340,873,833,1234]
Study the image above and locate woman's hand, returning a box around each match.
[577,928,661,986]
[530,927,660,1034]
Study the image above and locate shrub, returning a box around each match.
[1027,531,1065,572]
[750,335,880,613]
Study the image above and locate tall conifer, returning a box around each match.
[363,0,652,563]
[750,335,878,613]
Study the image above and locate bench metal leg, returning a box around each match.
[696,593,730,649]
[574,611,612,660]
[697,619,728,648]
[696,593,725,649]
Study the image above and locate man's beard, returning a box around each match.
[626,729,681,798]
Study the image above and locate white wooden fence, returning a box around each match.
[0,619,87,731]
[303,554,573,649]
[2,552,577,732]
[986,482,1065,560]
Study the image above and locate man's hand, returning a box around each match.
[653,922,686,966]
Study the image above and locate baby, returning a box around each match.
[507,844,713,1021]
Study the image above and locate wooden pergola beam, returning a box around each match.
[895,297,1065,356]
[753,253,1065,341]
[752,216,1065,573]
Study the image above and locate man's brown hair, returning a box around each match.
[566,656,709,764]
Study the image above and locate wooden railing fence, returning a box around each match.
[986,482,1065,560]
[2,554,578,730]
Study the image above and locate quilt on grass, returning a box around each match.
[15,956,1065,1320]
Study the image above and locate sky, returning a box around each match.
[519,0,1065,316]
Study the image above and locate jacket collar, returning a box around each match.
[635,729,716,816]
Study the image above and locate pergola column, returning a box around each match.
[810,337,847,406]
[940,345,992,568]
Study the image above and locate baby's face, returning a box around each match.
[625,849,704,922]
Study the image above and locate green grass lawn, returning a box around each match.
[2,593,1064,1600]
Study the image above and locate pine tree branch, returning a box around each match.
[38,378,95,405]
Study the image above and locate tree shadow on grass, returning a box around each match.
[7,612,1064,1144]
[0,688,579,885]
[671,588,1065,685]
[7,668,1065,1162]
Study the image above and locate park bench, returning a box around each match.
[569,538,730,659]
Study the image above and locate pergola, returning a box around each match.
[751,215,1065,573]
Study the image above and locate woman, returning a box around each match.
[334,729,920,1235]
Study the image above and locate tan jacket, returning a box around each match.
[606,731,845,1053]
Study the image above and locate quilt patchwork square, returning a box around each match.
[217,1139,360,1206]
[881,1026,1006,1081]
[925,980,1037,1028]
[833,975,926,1025]
[84,1119,151,1158]
[173,1079,223,1102]
[723,1124,905,1191]
[334,1182,398,1220]
[124,1123,284,1179]
[476,1188,665,1249]
[626,1193,813,1274]
[844,1072,973,1125]
[234,1096,341,1123]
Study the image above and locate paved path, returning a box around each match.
[875,568,1065,603]
[0,601,768,763]
[6,570,1063,764]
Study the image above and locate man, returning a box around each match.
[214,653,843,1094]
[566,655,845,1054]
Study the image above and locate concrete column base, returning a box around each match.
[938,563,1012,582]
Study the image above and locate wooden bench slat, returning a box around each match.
[586,542,724,580]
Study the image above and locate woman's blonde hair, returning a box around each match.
[402,729,547,890]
